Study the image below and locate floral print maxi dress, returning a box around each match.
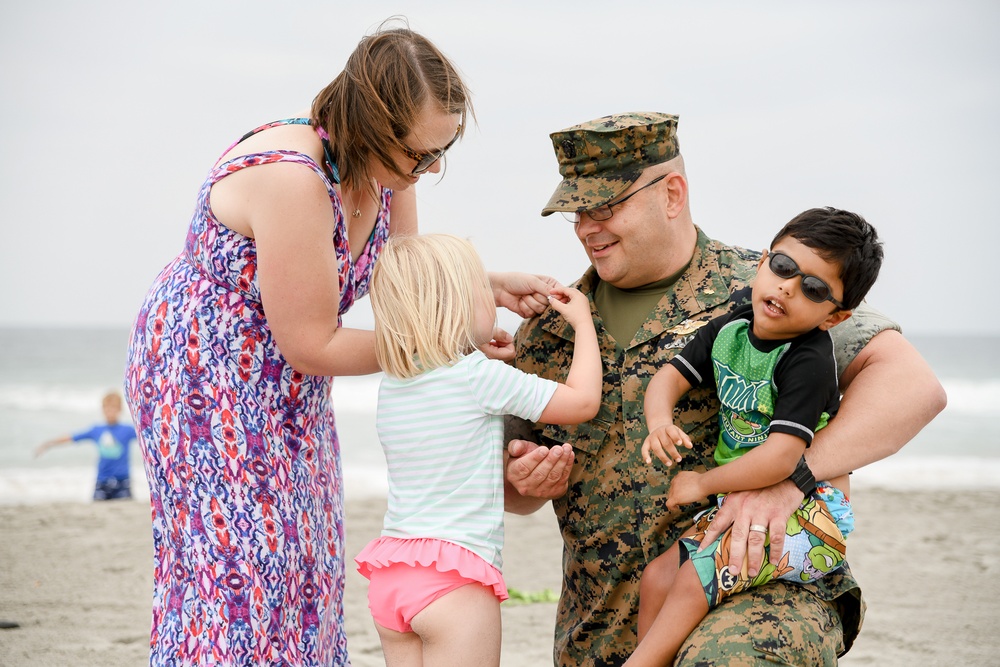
[125,119,390,666]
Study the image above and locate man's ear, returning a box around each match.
[818,309,852,331]
[663,171,688,218]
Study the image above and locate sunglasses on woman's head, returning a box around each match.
[400,125,462,175]
[766,251,845,309]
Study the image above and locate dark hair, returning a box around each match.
[770,207,884,310]
[310,18,473,195]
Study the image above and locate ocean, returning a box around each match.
[0,327,996,505]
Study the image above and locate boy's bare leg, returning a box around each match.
[637,543,681,641]
[626,560,710,667]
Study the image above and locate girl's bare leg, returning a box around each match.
[410,583,502,667]
[376,622,424,667]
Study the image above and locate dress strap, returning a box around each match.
[220,118,340,185]
[220,118,341,184]
[313,126,341,185]
[236,117,312,144]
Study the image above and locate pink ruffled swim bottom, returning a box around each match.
[356,536,509,633]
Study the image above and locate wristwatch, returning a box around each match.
[788,455,817,497]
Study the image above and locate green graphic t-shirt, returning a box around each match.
[668,304,838,465]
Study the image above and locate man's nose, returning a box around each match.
[575,212,605,235]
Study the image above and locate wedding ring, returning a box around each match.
[749,524,767,533]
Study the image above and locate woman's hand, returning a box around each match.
[489,272,562,318]
[480,327,515,362]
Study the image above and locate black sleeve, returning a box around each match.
[769,331,840,446]
[668,309,741,388]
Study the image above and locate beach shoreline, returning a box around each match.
[1,489,997,666]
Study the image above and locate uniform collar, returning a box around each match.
[540,227,735,346]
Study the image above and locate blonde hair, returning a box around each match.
[310,17,474,197]
[371,234,494,379]
[101,391,122,409]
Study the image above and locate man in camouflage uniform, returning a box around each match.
[504,112,945,666]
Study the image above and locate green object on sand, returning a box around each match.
[505,588,559,605]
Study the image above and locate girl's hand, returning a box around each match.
[642,424,693,466]
[545,286,590,329]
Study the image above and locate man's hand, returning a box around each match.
[698,481,804,576]
[505,439,574,499]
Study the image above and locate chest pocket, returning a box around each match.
[540,418,613,456]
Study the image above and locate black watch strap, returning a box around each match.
[788,455,816,497]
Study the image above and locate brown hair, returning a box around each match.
[310,18,473,195]
[770,207,883,310]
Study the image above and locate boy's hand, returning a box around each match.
[641,424,693,466]
[545,286,591,329]
[666,470,706,511]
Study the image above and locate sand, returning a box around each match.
[1,488,997,667]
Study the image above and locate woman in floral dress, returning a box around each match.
[124,22,553,666]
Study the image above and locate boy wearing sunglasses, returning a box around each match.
[626,207,883,667]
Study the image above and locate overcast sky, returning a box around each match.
[1,1,997,336]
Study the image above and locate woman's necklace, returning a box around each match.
[347,188,363,218]
[345,180,378,218]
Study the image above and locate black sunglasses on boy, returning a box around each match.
[766,251,845,310]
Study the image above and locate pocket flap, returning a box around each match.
[541,418,613,456]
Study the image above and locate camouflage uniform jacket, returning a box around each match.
[507,228,892,666]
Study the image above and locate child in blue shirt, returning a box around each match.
[35,390,136,500]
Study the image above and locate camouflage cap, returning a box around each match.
[541,112,680,217]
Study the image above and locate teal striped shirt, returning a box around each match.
[376,351,558,570]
